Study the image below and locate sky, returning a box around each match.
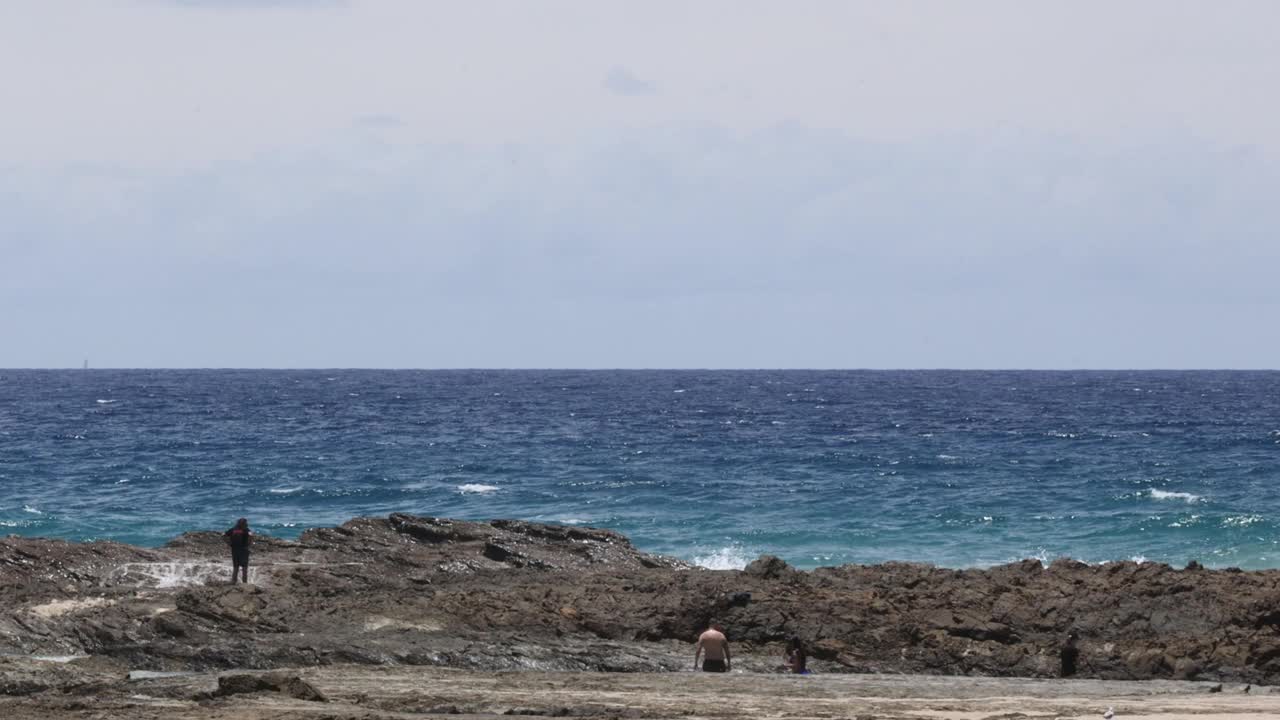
[2,0,1278,369]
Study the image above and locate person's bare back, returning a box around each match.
[694,623,730,671]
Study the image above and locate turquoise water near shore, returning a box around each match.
[2,370,1278,569]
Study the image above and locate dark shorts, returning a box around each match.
[701,659,727,672]
[231,548,250,567]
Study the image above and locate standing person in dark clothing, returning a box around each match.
[224,518,252,584]
[1060,631,1080,677]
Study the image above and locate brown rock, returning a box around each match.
[215,672,327,702]
[5,514,1280,684]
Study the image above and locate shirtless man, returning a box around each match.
[694,622,731,672]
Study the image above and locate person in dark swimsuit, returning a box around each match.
[224,518,252,584]
[784,636,809,674]
[694,622,730,672]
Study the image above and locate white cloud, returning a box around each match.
[3,1,1280,367]
[3,125,1277,367]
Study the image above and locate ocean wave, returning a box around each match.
[692,545,755,570]
[1021,553,1156,568]
[23,505,42,515]
[458,484,499,495]
[1222,514,1263,527]
[1148,489,1202,503]
[95,399,117,405]
[269,487,304,495]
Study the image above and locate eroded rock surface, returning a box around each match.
[4,514,1280,689]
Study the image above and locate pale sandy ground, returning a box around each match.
[4,665,1275,719]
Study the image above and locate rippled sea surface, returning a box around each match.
[2,370,1278,569]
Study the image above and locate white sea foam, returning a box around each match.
[96,399,117,404]
[1222,514,1263,527]
[112,561,255,588]
[457,483,499,495]
[692,546,755,570]
[269,486,303,495]
[1148,489,1202,503]
[557,518,589,525]
[23,505,42,515]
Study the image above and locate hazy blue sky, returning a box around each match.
[2,1,1278,368]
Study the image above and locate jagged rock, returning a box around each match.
[0,658,116,697]
[744,555,794,580]
[4,514,1280,683]
[1174,658,1203,680]
[215,672,327,701]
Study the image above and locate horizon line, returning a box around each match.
[3,367,1279,373]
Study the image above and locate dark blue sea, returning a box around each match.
[2,370,1278,570]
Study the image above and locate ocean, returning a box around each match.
[1,370,1277,570]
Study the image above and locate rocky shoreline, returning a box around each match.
[3,514,1280,716]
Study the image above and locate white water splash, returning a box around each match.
[1222,514,1263,527]
[1149,489,1202,503]
[1028,548,1055,566]
[111,562,255,588]
[457,484,499,495]
[693,546,755,570]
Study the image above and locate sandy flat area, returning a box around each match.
[3,665,1274,719]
